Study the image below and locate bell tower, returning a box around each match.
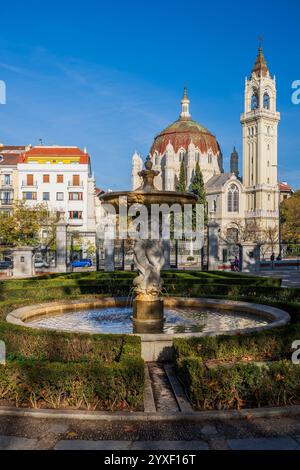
[240,39,280,227]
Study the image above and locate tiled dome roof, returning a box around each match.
[150,117,221,156]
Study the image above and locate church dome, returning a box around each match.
[150,87,221,157]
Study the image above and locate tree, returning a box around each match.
[176,160,186,192]
[281,190,300,243]
[0,202,58,248]
[191,161,208,225]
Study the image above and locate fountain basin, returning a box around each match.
[6,297,290,361]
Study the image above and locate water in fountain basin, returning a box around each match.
[26,306,269,335]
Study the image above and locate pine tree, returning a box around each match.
[177,160,186,192]
[191,161,208,225]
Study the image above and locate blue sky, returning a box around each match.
[0,0,299,190]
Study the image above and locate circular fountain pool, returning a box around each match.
[6,297,290,361]
[24,305,270,334]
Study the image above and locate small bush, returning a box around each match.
[176,358,300,410]
[0,358,144,410]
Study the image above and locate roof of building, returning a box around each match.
[205,173,232,189]
[0,145,27,166]
[150,89,221,157]
[279,182,292,192]
[251,45,270,78]
[20,146,90,164]
[150,118,221,156]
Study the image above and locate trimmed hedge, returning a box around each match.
[0,321,140,363]
[174,324,300,364]
[175,359,300,410]
[0,358,144,410]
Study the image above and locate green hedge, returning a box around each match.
[174,324,300,363]
[175,359,300,410]
[0,321,140,363]
[0,358,144,410]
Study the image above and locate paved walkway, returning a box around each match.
[0,414,300,450]
[259,270,300,288]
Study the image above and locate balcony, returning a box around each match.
[21,180,38,189]
[67,180,84,189]
[0,181,13,189]
[0,199,13,206]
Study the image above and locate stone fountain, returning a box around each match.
[100,156,197,332]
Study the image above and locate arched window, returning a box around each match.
[227,184,239,212]
[155,154,159,165]
[213,199,217,212]
[263,93,270,110]
[179,150,185,162]
[251,93,259,110]
[195,152,200,163]
[208,154,212,164]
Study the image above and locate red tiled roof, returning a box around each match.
[20,146,90,164]
[279,182,292,192]
[150,118,221,156]
[0,146,27,166]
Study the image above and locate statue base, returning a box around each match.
[133,299,164,321]
[132,299,164,334]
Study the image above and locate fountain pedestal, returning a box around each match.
[133,298,164,333]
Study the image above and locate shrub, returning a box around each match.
[0,358,144,410]
[174,325,300,363]
[176,358,300,410]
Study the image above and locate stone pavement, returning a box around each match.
[250,269,300,288]
[0,414,300,450]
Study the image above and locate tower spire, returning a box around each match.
[180,85,191,119]
[251,36,270,78]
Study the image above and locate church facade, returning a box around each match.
[131,45,281,250]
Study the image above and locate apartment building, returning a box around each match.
[18,146,96,233]
[0,145,27,215]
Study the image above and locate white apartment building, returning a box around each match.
[17,146,96,233]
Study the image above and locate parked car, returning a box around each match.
[0,260,12,270]
[34,260,50,269]
[71,259,92,268]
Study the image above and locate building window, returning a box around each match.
[43,192,50,201]
[263,93,270,109]
[267,178,270,184]
[57,174,64,183]
[208,154,212,164]
[43,174,50,183]
[23,192,37,201]
[195,152,200,163]
[2,192,12,204]
[251,93,259,110]
[213,200,217,212]
[179,151,185,162]
[26,174,34,186]
[4,174,11,185]
[69,211,82,220]
[56,192,64,201]
[227,184,239,212]
[72,175,80,186]
[69,192,83,201]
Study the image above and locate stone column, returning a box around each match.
[104,239,115,272]
[56,212,68,273]
[12,247,34,278]
[163,240,170,269]
[207,220,220,271]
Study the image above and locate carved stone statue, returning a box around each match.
[133,238,164,300]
